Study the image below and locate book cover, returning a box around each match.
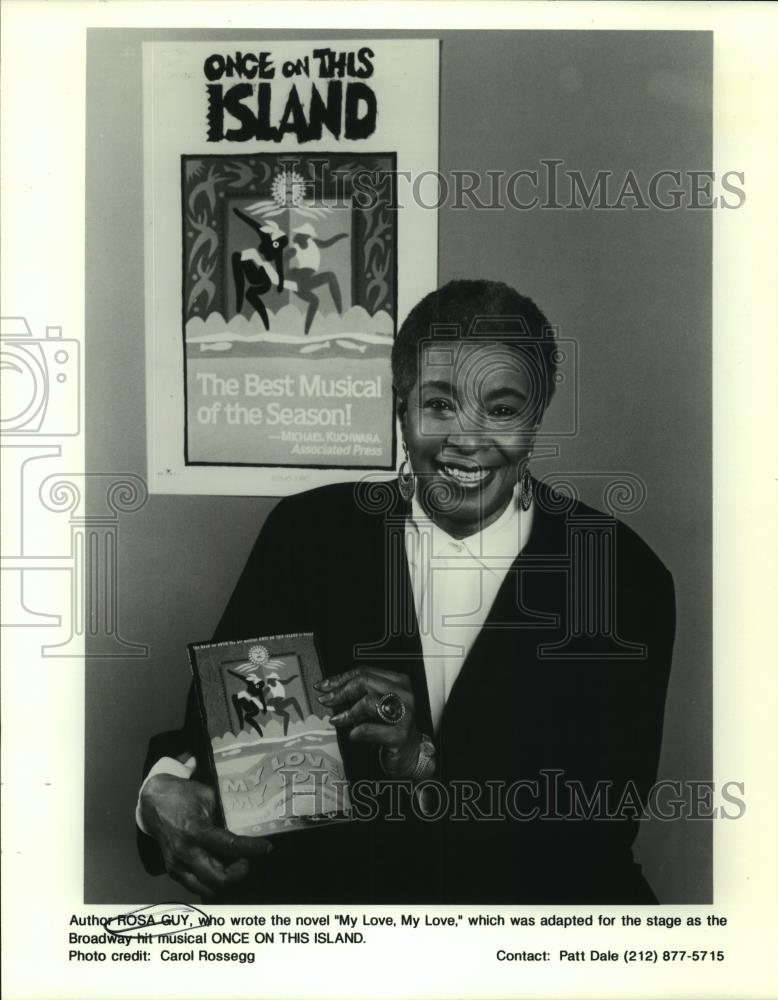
[188,633,352,836]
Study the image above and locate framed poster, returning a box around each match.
[143,40,439,495]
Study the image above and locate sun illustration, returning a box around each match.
[272,169,307,209]
[249,644,270,667]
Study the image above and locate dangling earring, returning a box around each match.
[519,456,533,511]
[398,441,415,502]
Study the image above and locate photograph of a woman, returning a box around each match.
[16,7,778,999]
[137,280,675,904]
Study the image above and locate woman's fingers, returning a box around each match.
[186,845,234,892]
[145,776,272,897]
[317,677,366,708]
[320,677,388,710]
[315,668,361,691]
[316,667,409,694]
[166,838,261,899]
[321,669,415,733]
[317,669,416,756]
[197,828,274,862]
[329,691,383,728]
[187,847,254,891]
[330,693,414,733]
[318,673,411,713]
[169,864,216,899]
[223,858,251,882]
[348,722,405,745]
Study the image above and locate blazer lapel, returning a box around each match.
[436,482,566,744]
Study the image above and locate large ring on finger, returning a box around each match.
[376,692,406,725]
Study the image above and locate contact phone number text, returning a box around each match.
[624,950,725,963]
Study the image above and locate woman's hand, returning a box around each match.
[315,668,421,777]
[139,774,273,898]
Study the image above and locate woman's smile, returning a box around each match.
[437,460,494,488]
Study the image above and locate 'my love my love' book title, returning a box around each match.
[189,633,352,836]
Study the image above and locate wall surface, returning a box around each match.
[85,28,712,903]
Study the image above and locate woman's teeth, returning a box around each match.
[441,464,490,485]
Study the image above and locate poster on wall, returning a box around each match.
[143,40,439,495]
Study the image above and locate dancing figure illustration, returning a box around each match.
[286,223,348,334]
[228,670,268,737]
[263,669,304,736]
[228,664,305,737]
[232,207,297,330]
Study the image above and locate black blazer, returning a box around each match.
[139,478,675,904]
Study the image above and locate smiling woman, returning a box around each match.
[138,279,676,905]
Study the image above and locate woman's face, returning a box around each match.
[401,340,538,537]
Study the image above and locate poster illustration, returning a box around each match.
[144,41,439,494]
[189,633,351,836]
[183,152,396,467]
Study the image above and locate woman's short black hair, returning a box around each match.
[392,279,558,422]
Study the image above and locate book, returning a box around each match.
[188,633,352,836]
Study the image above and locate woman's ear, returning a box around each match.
[526,422,540,458]
[397,396,407,436]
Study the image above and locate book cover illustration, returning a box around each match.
[183,152,396,469]
[189,633,352,837]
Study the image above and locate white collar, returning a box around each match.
[407,484,533,567]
